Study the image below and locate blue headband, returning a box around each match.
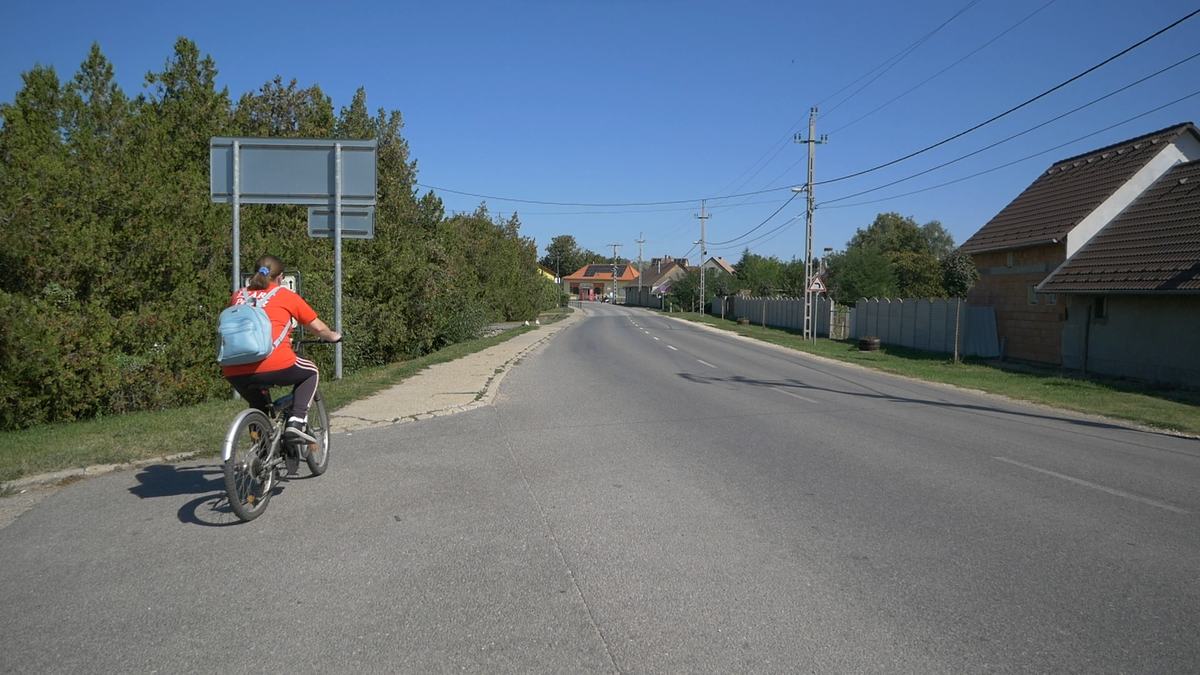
[259,267,271,275]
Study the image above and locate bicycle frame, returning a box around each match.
[221,393,292,462]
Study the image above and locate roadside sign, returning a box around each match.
[241,269,301,294]
[808,274,826,292]
[308,206,375,239]
[209,137,377,206]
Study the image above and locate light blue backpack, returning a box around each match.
[216,287,292,366]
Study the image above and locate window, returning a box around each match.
[1094,296,1107,319]
[1028,285,1038,305]
[1007,252,1014,268]
[1046,293,1057,305]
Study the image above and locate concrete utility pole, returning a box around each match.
[608,243,622,301]
[794,108,827,343]
[637,232,645,293]
[695,200,710,315]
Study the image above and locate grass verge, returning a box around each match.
[0,325,539,485]
[660,310,1200,437]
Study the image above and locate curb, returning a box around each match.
[4,310,586,494]
[2,452,199,494]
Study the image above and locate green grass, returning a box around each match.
[662,310,1200,437]
[0,325,539,485]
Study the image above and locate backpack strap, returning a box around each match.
[245,286,293,351]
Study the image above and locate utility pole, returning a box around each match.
[608,243,622,302]
[794,107,827,344]
[695,200,710,315]
[636,232,645,293]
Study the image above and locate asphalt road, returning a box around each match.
[2,303,1198,673]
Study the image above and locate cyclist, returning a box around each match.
[222,255,341,445]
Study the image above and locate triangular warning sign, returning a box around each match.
[808,274,826,292]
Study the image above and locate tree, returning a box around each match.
[541,235,585,279]
[941,249,980,298]
[824,245,898,303]
[920,220,956,260]
[733,249,784,296]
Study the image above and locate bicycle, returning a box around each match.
[221,339,334,522]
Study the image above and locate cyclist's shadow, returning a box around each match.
[129,463,286,527]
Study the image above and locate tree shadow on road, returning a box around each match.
[678,371,1159,437]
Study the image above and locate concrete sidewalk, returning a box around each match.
[0,308,584,501]
[330,309,582,433]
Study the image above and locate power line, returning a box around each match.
[820,0,986,118]
[820,51,1200,206]
[414,8,1198,221]
[815,6,1200,188]
[826,0,1061,136]
[708,193,799,246]
[819,89,1200,210]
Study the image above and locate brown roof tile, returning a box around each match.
[961,122,1198,253]
[1039,159,1200,293]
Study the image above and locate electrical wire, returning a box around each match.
[818,88,1200,210]
[827,0,1061,136]
[820,0,985,118]
[708,193,800,246]
[815,6,1200,188]
[819,50,1200,206]
[415,8,1198,224]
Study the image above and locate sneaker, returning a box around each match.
[285,418,317,445]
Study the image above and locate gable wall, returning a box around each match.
[967,245,1067,364]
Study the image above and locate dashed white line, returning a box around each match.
[696,359,716,368]
[772,387,817,403]
[653,337,660,341]
[994,457,1189,514]
[667,345,678,351]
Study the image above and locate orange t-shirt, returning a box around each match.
[220,284,319,377]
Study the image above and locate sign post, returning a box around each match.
[211,137,377,379]
[807,274,826,345]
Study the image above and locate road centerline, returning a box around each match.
[994,457,1189,514]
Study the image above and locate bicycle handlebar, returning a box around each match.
[297,338,343,345]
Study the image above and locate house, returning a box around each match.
[960,122,1200,385]
[563,263,640,301]
[624,256,691,306]
[701,256,736,275]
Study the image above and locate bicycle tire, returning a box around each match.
[305,391,331,476]
[223,409,276,521]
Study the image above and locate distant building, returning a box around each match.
[563,263,640,301]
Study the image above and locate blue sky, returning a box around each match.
[4,0,1199,268]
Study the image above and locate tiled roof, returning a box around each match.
[563,264,640,281]
[639,261,688,288]
[1039,159,1200,293]
[961,123,1198,253]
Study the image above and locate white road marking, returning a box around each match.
[653,337,659,341]
[696,359,716,368]
[994,457,1189,514]
[772,387,817,403]
[667,345,678,351]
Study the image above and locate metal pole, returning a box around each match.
[334,143,343,379]
[231,141,242,400]
[232,140,241,294]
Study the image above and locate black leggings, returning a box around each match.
[226,359,320,420]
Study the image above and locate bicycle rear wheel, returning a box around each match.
[223,409,276,521]
[305,391,330,476]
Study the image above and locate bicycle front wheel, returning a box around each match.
[305,391,330,476]
[223,409,276,521]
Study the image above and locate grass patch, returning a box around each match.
[661,310,1200,436]
[0,326,537,485]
